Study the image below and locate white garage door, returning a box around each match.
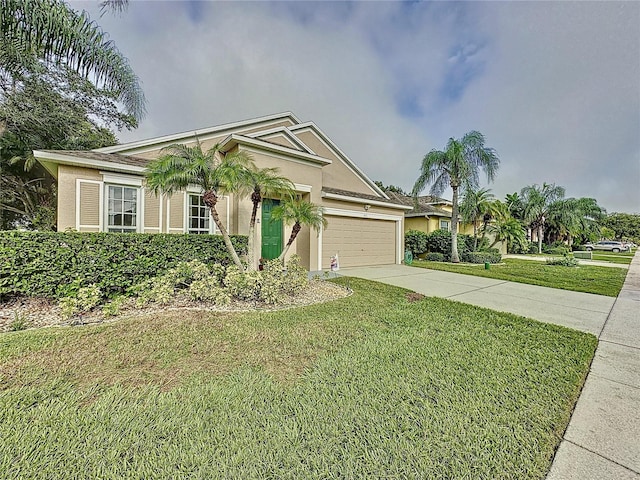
[323,215,396,268]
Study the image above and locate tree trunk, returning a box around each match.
[203,190,244,272]
[277,222,301,262]
[537,225,543,254]
[450,185,460,263]
[246,188,261,271]
[472,222,478,251]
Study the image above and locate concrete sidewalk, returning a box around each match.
[340,256,639,479]
[547,250,640,479]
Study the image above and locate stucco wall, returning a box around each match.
[57,165,102,231]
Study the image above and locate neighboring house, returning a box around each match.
[385,191,474,235]
[34,112,411,271]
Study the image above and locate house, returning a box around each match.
[384,191,474,235]
[34,112,411,271]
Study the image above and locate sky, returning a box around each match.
[74,0,639,214]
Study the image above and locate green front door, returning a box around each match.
[261,200,282,260]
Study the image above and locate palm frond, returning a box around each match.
[0,0,146,120]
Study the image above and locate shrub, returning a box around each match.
[405,230,428,256]
[425,252,445,262]
[102,295,128,317]
[546,256,579,267]
[189,278,231,306]
[59,284,102,319]
[0,231,247,300]
[461,251,502,264]
[425,229,472,258]
[224,266,261,301]
[527,242,539,254]
[543,241,570,256]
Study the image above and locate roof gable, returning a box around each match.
[289,122,387,199]
[246,126,315,154]
[95,112,301,155]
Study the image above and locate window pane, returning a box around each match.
[124,188,136,201]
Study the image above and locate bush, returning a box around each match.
[527,242,539,254]
[543,241,570,256]
[425,229,473,258]
[546,256,579,267]
[0,231,248,300]
[461,251,502,264]
[405,230,428,256]
[59,284,102,319]
[425,252,445,262]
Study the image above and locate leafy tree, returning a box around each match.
[0,72,127,229]
[233,166,294,270]
[271,198,327,262]
[412,131,499,262]
[374,181,407,195]
[460,187,495,251]
[603,213,640,242]
[520,183,566,254]
[145,142,253,271]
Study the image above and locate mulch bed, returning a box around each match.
[0,280,351,333]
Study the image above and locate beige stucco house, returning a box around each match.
[34,112,411,271]
[385,191,475,235]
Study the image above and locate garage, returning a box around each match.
[322,215,397,268]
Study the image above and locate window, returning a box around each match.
[107,185,138,233]
[188,194,211,234]
[440,219,450,231]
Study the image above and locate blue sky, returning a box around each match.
[75,0,639,213]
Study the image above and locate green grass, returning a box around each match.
[0,279,597,479]
[413,258,627,296]
[589,252,634,264]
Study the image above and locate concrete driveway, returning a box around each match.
[339,264,615,335]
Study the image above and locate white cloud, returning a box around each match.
[73,1,639,212]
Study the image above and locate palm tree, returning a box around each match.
[270,198,327,262]
[145,141,252,271]
[504,192,525,222]
[546,197,605,247]
[0,0,145,121]
[487,216,527,252]
[233,165,295,270]
[460,187,495,251]
[412,131,499,263]
[520,183,566,254]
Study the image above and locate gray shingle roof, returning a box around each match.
[39,150,150,168]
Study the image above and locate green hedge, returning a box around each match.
[461,251,502,264]
[405,230,428,256]
[0,231,248,300]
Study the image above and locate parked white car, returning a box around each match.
[584,241,629,253]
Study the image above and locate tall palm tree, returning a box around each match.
[145,141,252,271]
[0,0,145,121]
[460,187,495,251]
[233,165,295,270]
[520,183,566,254]
[271,198,327,262]
[412,131,499,263]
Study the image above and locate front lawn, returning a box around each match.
[0,279,596,479]
[413,258,627,296]
[590,252,634,264]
